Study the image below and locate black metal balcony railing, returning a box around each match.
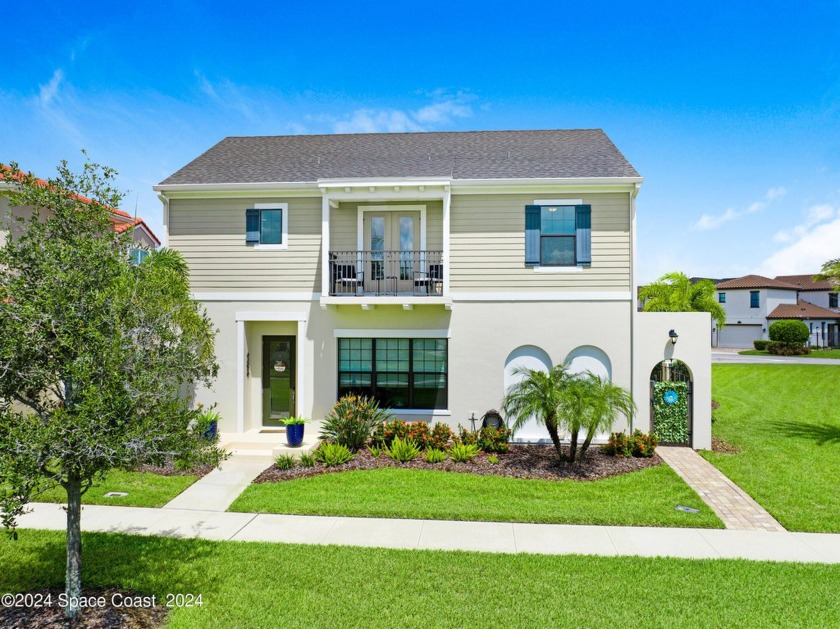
[329,250,444,297]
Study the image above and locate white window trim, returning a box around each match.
[532,266,583,274]
[357,204,427,252]
[334,328,450,338]
[254,202,289,250]
[533,198,583,205]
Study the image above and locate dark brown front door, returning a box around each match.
[262,336,295,427]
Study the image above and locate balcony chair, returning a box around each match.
[331,256,365,296]
[413,263,444,296]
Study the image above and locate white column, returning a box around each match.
[296,319,306,418]
[236,319,246,433]
[442,187,451,296]
[321,195,331,297]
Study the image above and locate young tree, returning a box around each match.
[639,271,726,329]
[815,259,840,290]
[0,160,223,619]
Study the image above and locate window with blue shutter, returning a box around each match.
[525,203,592,267]
[246,209,260,244]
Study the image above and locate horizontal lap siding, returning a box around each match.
[168,197,322,292]
[450,193,631,291]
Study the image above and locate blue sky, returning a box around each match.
[3,1,839,282]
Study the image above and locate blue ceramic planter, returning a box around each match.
[202,420,218,442]
[286,423,305,447]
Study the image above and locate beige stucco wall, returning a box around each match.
[633,311,712,450]
[194,298,634,436]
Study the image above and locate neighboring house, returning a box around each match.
[0,168,160,251]
[714,274,839,348]
[155,129,712,449]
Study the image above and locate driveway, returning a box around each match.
[712,350,840,365]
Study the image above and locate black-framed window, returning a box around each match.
[246,208,283,245]
[525,204,591,267]
[337,338,448,410]
[830,293,838,308]
[718,292,726,304]
[750,291,760,308]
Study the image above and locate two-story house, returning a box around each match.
[155,129,712,449]
[714,275,839,347]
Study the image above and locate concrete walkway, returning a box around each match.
[657,446,785,532]
[17,503,840,564]
[162,455,272,512]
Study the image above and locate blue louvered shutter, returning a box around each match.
[525,205,541,266]
[575,205,591,266]
[246,209,260,244]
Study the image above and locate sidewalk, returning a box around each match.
[17,503,840,564]
[162,454,272,512]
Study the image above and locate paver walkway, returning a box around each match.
[162,454,272,512]
[17,503,840,564]
[657,446,785,532]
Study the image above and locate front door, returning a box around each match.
[262,336,296,427]
[364,211,420,294]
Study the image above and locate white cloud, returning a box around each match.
[692,186,787,231]
[760,216,840,276]
[332,92,474,134]
[38,69,63,108]
[772,203,836,243]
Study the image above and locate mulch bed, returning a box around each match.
[711,437,742,454]
[0,589,167,628]
[253,444,660,484]
[134,461,214,479]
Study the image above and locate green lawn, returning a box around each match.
[739,349,840,358]
[36,470,199,508]
[2,530,839,628]
[229,464,723,528]
[703,364,840,532]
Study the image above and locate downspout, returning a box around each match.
[629,182,641,432]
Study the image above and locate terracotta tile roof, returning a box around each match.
[774,274,837,291]
[2,165,159,244]
[767,300,840,320]
[159,129,641,185]
[716,275,799,290]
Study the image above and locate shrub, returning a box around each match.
[372,419,410,448]
[274,454,296,470]
[766,341,811,356]
[423,448,447,463]
[602,430,657,458]
[769,320,810,345]
[454,426,478,447]
[314,442,355,467]
[320,395,391,451]
[487,455,499,465]
[367,445,383,458]
[631,430,657,457]
[299,453,317,468]
[386,437,421,463]
[448,443,480,463]
[428,423,454,450]
[753,339,769,351]
[477,426,511,453]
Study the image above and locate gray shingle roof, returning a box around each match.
[159,129,640,185]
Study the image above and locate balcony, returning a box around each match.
[328,251,444,298]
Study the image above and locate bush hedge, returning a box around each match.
[602,430,657,458]
[766,341,811,356]
[753,339,769,351]
[769,319,810,344]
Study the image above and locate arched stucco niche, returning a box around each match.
[565,345,612,380]
[504,345,553,443]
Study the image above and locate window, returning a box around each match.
[718,292,726,304]
[750,291,760,308]
[830,293,838,308]
[525,204,591,267]
[246,204,288,248]
[130,249,149,265]
[337,338,448,410]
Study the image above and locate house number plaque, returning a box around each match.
[274,361,286,373]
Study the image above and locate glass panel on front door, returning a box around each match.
[263,336,295,427]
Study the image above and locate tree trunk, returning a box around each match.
[64,476,83,620]
[545,418,564,460]
[580,427,596,461]
[568,429,579,463]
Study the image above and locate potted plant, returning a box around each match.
[282,417,307,447]
[200,409,221,442]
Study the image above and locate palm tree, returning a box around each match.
[815,259,840,288]
[575,373,636,462]
[639,271,726,329]
[502,364,571,460]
